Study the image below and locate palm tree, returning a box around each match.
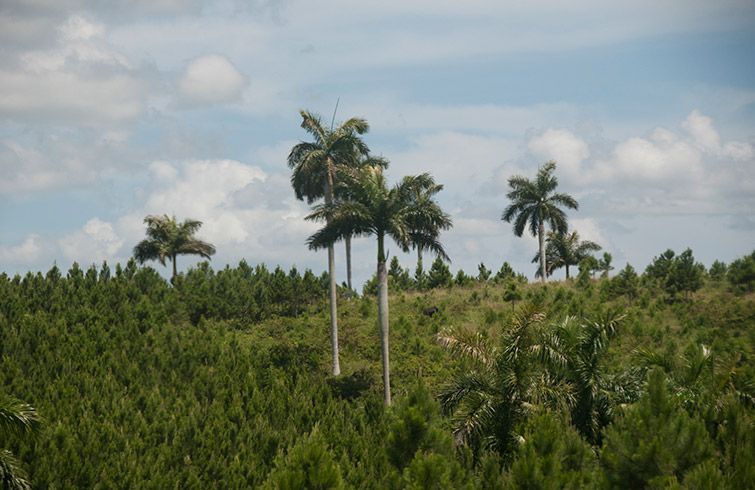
[133,215,216,283]
[1,393,40,490]
[406,178,450,280]
[536,312,625,444]
[437,305,571,457]
[531,230,601,279]
[502,161,578,283]
[307,166,451,405]
[288,110,372,376]
[334,155,389,292]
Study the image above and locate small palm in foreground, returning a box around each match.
[531,230,601,279]
[437,305,570,458]
[502,161,578,283]
[1,394,40,490]
[133,215,216,282]
[307,166,451,405]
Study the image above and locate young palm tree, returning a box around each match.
[502,161,578,283]
[0,394,40,490]
[288,110,372,376]
[437,305,571,457]
[531,230,601,279]
[537,312,625,444]
[133,215,216,283]
[307,166,451,405]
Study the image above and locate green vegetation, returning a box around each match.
[1,248,752,488]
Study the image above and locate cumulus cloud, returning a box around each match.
[59,218,124,264]
[0,235,44,264]
[527,128,590,182]
[0,14,150,124]
[177,54,247,107]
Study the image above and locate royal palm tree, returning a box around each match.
[406,178,450,279]
[531,230,601,279]
[1,394,40,490]
[288,110,372,376]
[502,161,578,283]
[133,215,216,283]
[307,166,451,405]
[334,155,389,292]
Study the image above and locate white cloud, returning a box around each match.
[177,54,247,107]
[570,218,608,247]
[0,14,149,124]
[527,128,590,182]
[59,218,124,264]
[0,235,44,264]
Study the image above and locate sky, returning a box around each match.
[1,0,754,286]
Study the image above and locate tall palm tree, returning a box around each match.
[0,393,40,490]
[133,215,216,282]
[334,155,389,292]
[288,110,372,376]
[531,230,601,279]
[307,166,451,405]
[406,178,449,279]
[502,161,578,283]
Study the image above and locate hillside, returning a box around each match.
[1,259,753,488]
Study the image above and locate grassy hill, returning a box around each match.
[1,259,753,488]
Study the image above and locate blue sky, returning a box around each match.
[1,0,754,285]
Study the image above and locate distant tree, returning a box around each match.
[455,269,473,287]
[727,251,755,292]
[610,264,640,299]
[531,231,601,279]
[502,161,579,284]
[477,263,492,282]
[708,260,727,281]
[427,257,453,289]
[307,166,451,405]
[288,109,373,375]
[133,215,216,282]
[502,282,522,310]
[388,256,412,290]
[644,249,676,282]
[494,262,517,283]
[598,252,614,278]
[0,393,40,490]
[576,257,598,289]
[667,249,705,300]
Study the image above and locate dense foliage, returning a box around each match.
[0,249,753,488]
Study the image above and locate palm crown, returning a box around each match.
[532,230,601,279]
[1,393,40,490]
[133,214,216,281]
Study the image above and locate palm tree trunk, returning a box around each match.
[325,166,341,376]
[377,233,391,406]
[538,222,546,284]
[345,234,353,291]
[417,247,423,276]
[565,264,570,280]
[172,254,177,283]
